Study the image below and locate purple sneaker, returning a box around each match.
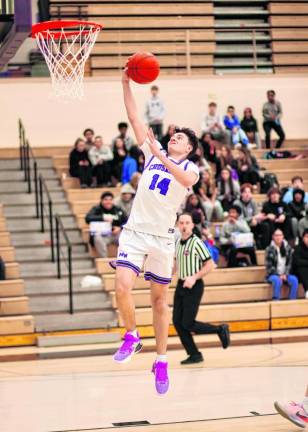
[152,361,169,395]
[113,332,143,364]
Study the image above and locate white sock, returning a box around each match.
[303,397,308,413]
[127,329,138,338]
[156,354,167,363]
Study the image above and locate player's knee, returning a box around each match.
[115,277,131,296]
[152,295,167,313]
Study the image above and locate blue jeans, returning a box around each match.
[267,274,298,300]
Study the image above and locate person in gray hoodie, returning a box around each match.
[144,85,165,141]
[220,204,257,267]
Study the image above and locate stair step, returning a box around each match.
[216,67,273,74]
[0,158,53,169]
[20,258,94,278]
[0,192,65,205]
[6,216,77,232]
[215,21,269,28]
[0,181,61,193]
[10,230,83,247]
[3,203,72,217]
[37,331,120,347]
[0,170,58,181]
[214,8,268,15]
[216,33,270,42]
[33,310,117,332]
[29,292,111,313]
[215,58,272,66]
[24,274,103,295]
[216,47,271,55]
[15,246,87,261]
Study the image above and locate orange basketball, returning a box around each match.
[126,52,160,84]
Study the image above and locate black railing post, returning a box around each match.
[56,216,61,279]
[19,119,23,171]
[39,176,45,232]
[26,141,31,194]
[34,161,39,218]
[68,245,73,314]
[49,199,55,262]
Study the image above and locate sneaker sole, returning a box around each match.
[113,342,143,364]
[274,401,306,429]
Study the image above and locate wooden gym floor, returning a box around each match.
[0,341,307,432]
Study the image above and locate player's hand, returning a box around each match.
[183,275,196,289]
[147,128,161,157]
[122,68,130,84]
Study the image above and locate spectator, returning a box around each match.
[201,102,225,142]
[299,208,308,237]
[184,193,207,226]
[121,149,138,184]
[190,145,211,170]
[194,169,224,221]
[240,107,260,148]
[265,229,298,300]
[293,229,308,298]
[114,183,136,216]
[287,189,306,239]
[201,226,220,264]
[260,187,292,243]
[199,132,217,164]
[112,137,127,183]
[0,256,5,280]
[215,144,236,179]
[234,147,260,188]
[262,90,285,149]
[88,136,113,186]
[83,128,95,150]
[161,124,176,152]
[235,183,270,249]
[223,105,249,147]
[220,205,257,267]
[112,122,134,150]
[144,85,165,141]
[283,176,308,204]
[217,167,240,212]
[130,172,142,191]
[69,138,92,188]
[85,192,127,258]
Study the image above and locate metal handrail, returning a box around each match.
[55,214,74,314]
[39,174,55,262]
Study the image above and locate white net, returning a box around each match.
[34,24,100,101]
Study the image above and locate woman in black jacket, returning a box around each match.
[112,137,127,183]
[287,188,306,239]
[293,229,308,297]
[69,138,92,187]
[234,147,260,187]
[240,107,259,147]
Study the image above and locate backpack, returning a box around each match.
[260,173,279,194]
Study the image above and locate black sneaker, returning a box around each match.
[218,324,230,349]
[180,353,204,365]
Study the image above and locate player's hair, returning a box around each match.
[292,175,303,183]
[101,191,114,200]
[229,204,242,216]
[83,128,94,136]
[208,102,217,107]
[240,183,253,193]
[118,122,128,129]
[174,127,199,157]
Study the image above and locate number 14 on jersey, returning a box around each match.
[149,174,171,196]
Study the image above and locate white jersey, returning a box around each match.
[124,139,199,238]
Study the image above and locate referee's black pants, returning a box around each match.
[172,279,221,356]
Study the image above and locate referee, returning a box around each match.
[173,213,230,364]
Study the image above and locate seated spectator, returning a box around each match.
[234,147,260,188]
[161,124,176,152]
[260,187,292,242]
[122,149,138,184]
[88,136,113,186]
[184,193,207,226]
[114,183,136,216]
[293,229,308,298]
[83,128,95,150]
[215,144,236,180]
[234,183,270,249]
[69,138,92,188]
[112,122,134,150]
[85,192,127,258]
[201,102,226,142]
[220,205,257,267]
[282,176,308,204]
[265,229,298,300]
[201,227,220,264]
[194,169,224,221]
[199,132,217,164]
[287,189,306,239]
[223,105,249,147]
[217,168,240,212]
[190,145,211,170]
[0,256,5,280]
[112,137,127,183]
[240,107,260,148]
[299,208,308,237]
[130,172,142,191]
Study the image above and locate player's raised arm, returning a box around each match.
[122,69,148,146]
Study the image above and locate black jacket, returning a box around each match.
[287,189,306,221]
[293,241,308,271]
[69,149,91,177]
[85,204,127,227]
[240,117,258,133]
[265,241,293,277]
[262,200,289,218]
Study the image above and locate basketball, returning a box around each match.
[126,52,160,84]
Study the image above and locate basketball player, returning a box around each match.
[112,69,199,395]
[275,388,308,428]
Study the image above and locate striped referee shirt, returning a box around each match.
[175,234,212,280]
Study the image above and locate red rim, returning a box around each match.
[31,20,103,39]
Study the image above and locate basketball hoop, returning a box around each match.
[32,20,102,101]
